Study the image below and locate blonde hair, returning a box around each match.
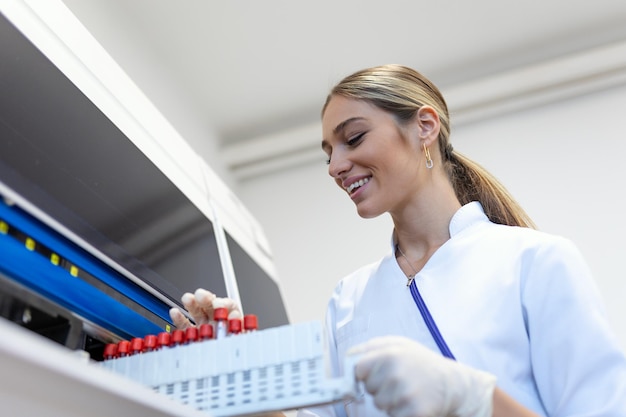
[322,64,536,228]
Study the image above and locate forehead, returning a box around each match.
[322,96,381,135]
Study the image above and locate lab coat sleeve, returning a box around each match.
[522,236,626,416]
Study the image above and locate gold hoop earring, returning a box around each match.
[423,144,433,169]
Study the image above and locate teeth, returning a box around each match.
[347,177,370,193]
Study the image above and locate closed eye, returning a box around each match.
[347,132,365,146]
[323,132,366,165]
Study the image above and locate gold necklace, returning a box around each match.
[396,243,418,287]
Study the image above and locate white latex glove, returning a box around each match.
[169,288,241,329]
[349,336,496,417]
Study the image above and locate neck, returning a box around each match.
[390,169,461,261]
[393,207,458,257]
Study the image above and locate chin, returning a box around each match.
[355,204,384,219]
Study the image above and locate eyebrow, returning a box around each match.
[321,117,365,152]
[333,117,365,135]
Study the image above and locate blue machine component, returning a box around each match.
[0,199,170,340]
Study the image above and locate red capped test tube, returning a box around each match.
[156,331,171,350]
[143,334,157,352]
[103,343,118,360]
[170,329,185,347]
[185,326,199,343]
[130,337,144,355]
[117,340,130,357]
[199,323,214,340]
[228,318,242,336]
[243,314,258,332]
[214,307,228,339]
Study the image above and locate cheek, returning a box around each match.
[380,151,414,178]
[381,154,422,196]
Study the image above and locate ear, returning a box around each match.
[416,106,440,147]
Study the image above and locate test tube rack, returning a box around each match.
[100,320,357,416]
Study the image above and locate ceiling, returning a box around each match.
[60,0,626,167]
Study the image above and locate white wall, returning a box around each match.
[237,83,626,349]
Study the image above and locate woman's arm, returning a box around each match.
[493,388,540,417]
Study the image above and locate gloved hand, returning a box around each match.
[169,288,242,329]
[349,336,496,417]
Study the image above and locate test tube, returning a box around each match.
[214,307,228,339]
[117,340,131,357]
[114,340,131,377]
[228,317,242,336]
[170,329,186,347]
[141,334,158,387]
[185,326,199,343]
[156,332,171,350]
[244,314,258,332]
[103,343,118,361]
[143,334,157,352]
[199,323,214,340]
[130,337,144,355]
[102,343,118,371]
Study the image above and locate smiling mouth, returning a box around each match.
[346,177,370,194]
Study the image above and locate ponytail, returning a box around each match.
[445,150,536,228]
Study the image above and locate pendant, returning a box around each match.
[406,275,415,287]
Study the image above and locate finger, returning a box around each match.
[228,309,242,319]
[371,371,404,413]
[358,354,407,414]
[213,297,241,317]
[194,288,216,322]
[169,308,193,330]
[350,338,394,382]
[371,380,394,414]
[355,349,391,385]
[181,292,209,324]
[194,288,216,310]
[222,298,242,316]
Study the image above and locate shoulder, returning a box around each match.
[451,202,577,255]
[469,218,581,258]
[451,215,591,289]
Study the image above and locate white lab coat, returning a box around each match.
[299,202,626,417]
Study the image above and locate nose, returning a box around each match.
[328,150,351,179]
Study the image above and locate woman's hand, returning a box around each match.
[349,336,496,417]
[169,288,241,329]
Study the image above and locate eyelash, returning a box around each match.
[347,132,365,146]
[325,132,366,165]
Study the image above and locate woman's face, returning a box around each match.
[322,95,424,218]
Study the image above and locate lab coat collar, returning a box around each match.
[448,201,488,237]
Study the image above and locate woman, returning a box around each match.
[171,65,626,417]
